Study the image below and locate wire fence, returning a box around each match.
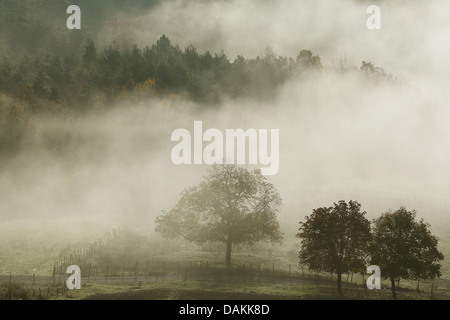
[1,228,449,300]
[1,259,448,300]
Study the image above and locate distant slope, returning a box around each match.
[0,0,161,58]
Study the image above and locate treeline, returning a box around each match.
[0,34,390,160]
[0,35,391,111]
[0,35,323,109]
[0,0,393,112]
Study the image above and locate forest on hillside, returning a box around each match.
[0,34,389,161]
[0,3,391,162]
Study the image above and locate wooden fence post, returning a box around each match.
[430,283,437,299]
[258,263,261,282]
[363,274,367,294]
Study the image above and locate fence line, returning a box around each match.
[2,259,448,300]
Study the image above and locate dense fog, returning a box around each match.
[1,0,449,249]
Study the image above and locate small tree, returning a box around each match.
[360,61,388,80]
[296,50,322,69]
[82,39,98,69]
[155,164,283,269]
[411,220,444,292]
[369,207,443,299]
[297,200,371,295]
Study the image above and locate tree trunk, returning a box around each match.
[337,272,342,296]
[390,277,398,299]
[225,240,232,269]
[416,279,420,292]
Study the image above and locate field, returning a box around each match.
[1,225,450,300]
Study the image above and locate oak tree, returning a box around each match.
[155,164,283,269]
[369,207,443,299]
[297,200,371,295]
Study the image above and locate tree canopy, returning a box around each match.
[369,207,443,299]
[155,164,283,268]
[297,200,371,295]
